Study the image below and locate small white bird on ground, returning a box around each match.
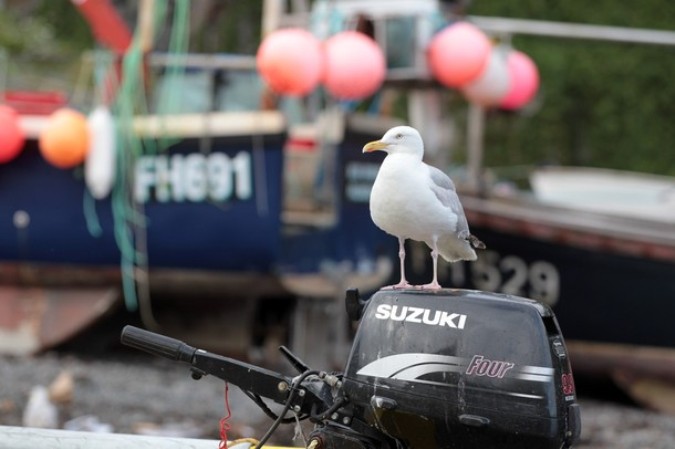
[363,125,485,290]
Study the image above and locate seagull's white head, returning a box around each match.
[362,125,424,158]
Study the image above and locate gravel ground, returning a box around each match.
[1,351,675,448]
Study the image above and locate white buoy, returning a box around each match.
[85,105,117,199]
[461,45,511,107]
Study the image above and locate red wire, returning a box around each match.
[219,382,232,449]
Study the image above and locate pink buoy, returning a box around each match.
[322,31,386,100]
[0,105,25,164]
[256,28,323,96]
[427,22,491,88]
[500,50,539,110]
[461,46,510,107]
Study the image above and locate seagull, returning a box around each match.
[363,125,485,290]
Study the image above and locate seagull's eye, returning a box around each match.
[395,133,403,140]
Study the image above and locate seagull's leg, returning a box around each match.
[396,237,412,288]
[422,237,442,290]
[382,237,413,290]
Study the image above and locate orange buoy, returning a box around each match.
[39,108,90,169]
[0,105,26,164]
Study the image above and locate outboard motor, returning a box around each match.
[341,288,581,449]
[121,288,580,449]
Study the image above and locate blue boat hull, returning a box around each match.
[0,132,286,276]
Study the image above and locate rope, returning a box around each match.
[82,189,102,238]
[110,0,191,314]
[82,50,115,239]
[0,49,7,102]
[219,383,232,449]
[113,32,146,311]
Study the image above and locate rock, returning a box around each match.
[0,399,16,414]
[48,370,74,404]
[64,414,114,433]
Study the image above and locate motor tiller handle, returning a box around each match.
[121,325,196,363]
[120,325,324,408]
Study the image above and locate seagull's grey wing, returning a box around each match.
[427,165,470,234]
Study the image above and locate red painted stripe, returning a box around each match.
[72,0,132,54]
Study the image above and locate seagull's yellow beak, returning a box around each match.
[362,140,388,153]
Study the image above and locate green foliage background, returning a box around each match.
[469,1,675,175]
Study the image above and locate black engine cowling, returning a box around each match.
[341,289,581,449]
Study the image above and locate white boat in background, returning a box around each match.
[530,166,675,223]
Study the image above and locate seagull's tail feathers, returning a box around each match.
[469,234,486,250]
[437,234,477,263]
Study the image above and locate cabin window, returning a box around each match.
[151,64,269,114]
[384,16,416,69]
[216,70,264,112]
[152,69,214,113]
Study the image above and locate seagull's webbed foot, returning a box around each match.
[420,281,443,291]
[381,281,415,291]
